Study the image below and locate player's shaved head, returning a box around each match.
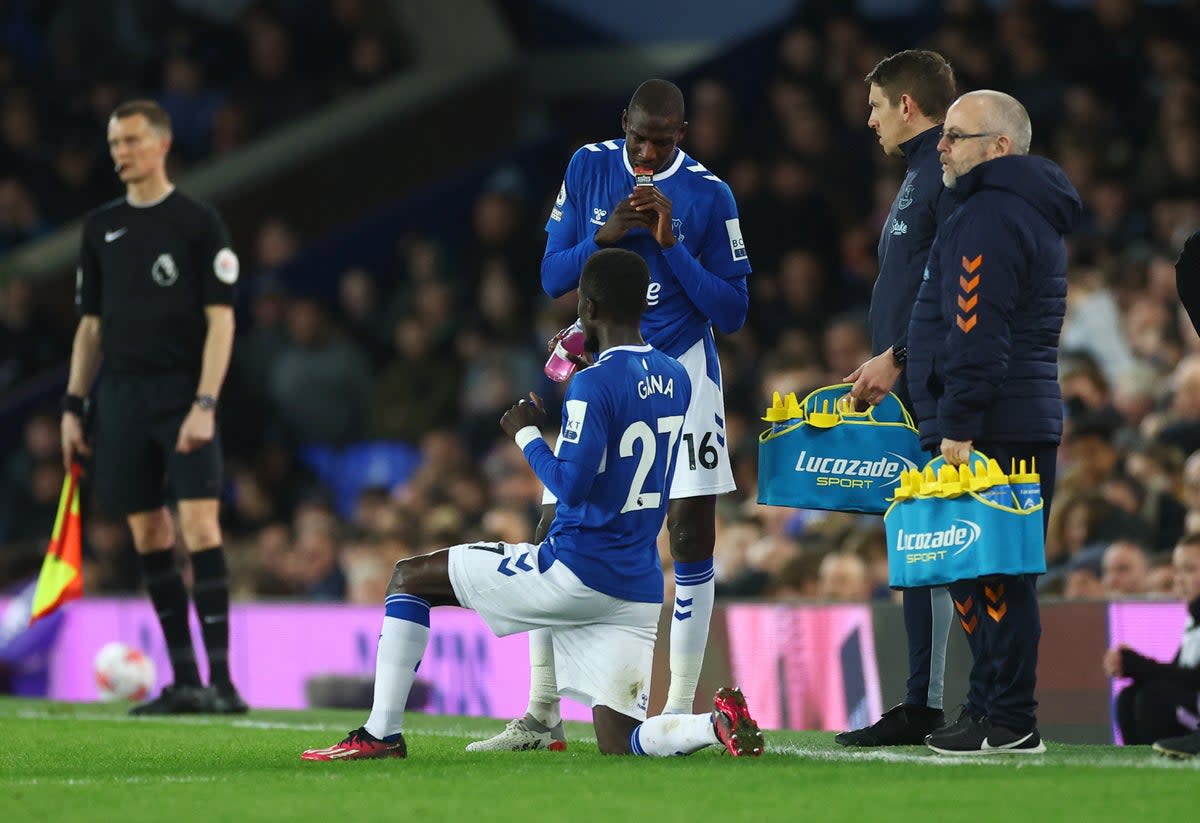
[580,248,649,324]
[629,79,685,123]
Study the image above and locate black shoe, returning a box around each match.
[1153,730,1200,759]
[835,703,945,747]
[927,709,1046,756]
[209,682,249,714]
[129,683,214,716]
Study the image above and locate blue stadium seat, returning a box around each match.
[299,441,422,518]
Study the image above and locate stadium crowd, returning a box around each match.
[2,0,1200,609]
[0,0,409,253]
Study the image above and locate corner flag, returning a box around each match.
[29,462,84,625]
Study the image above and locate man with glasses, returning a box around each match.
[907,90,1081,755]
[837,50,958,748]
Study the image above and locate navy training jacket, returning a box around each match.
[870,125,953,358]
[870,125,955,412]
[906,154,1082,449]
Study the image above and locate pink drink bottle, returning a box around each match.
[544,319,586,382]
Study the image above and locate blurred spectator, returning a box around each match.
[1158,356,1200,456]
[1063,410,1122,490]
[0,281,65,395]
[238,13,317,136]
[843,526,891,601]
[1,410,60,513]
[817,551,871,602]
[368,315,460,444]
[1102,540,1151,597]
[252,216,300,273]
[822,312,872,380]
[1063,554,1106,601]
[158,53,225,162]
[1104,534,1200,745]
[289,509,345,600]
[337,267,390,368]
[1,459,62,543]
[0,177,48,253]
[1147,555,1177,598]
[269,296,372,445]
[770,552,822,600]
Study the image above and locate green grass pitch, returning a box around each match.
[2,697,1196,822]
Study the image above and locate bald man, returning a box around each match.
[907,90,1081,755]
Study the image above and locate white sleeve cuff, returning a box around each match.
[514,426,542,450]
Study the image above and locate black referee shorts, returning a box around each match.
[93,372,223,516]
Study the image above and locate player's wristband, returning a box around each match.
[61,394,86,417]
[514,426,542,450]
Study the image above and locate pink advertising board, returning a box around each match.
[1106,600,1191,744]
[724,603,882,731]
[1,597,593,720]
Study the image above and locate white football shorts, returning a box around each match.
[542,336,735,506]
[447,540,659,720]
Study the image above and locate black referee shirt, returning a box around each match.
[77,189,238,375]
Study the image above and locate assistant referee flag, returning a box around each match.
[30,462,84,625]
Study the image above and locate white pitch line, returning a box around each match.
[9,774,225,787]
[11,708,540,740]
[768,743,1200,770]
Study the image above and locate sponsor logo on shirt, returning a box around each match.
[891,218,908,236]
[213,247,239,284]
[563,399,589,443]
[550,207,563,222]
[151,253,179,287]
[590,207,608,226]
[725,218,746,261]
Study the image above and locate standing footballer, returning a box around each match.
[469,79,751,751]
[62,100,245,714]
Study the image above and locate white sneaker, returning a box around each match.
[465,716,568,752]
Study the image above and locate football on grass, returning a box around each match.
[93,642,156,701]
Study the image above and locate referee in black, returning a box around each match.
[60,100,246,715]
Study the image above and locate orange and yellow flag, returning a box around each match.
[30,462,84,625]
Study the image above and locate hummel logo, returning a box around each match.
[589,207,608,226]
[105,228,127,243]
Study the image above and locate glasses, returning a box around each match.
[943,130,995,145]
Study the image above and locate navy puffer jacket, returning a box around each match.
[906,154,1081,449]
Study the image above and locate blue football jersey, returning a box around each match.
[542,345,692,603]
[544,140,752,358]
